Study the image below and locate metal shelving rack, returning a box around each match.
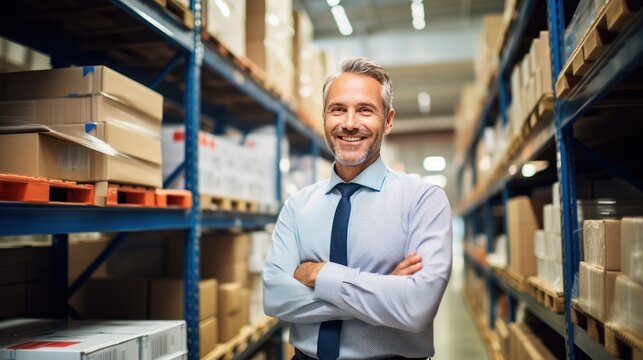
[457,0,642,359]
[0,0,329,358]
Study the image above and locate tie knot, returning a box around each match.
[335,183,361,197]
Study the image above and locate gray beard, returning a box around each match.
[334,146,373,166]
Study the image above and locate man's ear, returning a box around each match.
[383,108,395,135]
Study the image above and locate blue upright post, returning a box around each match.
[275,112,286,203]
[484,200,496,329]
[547,1,578,359]
[184,1,203,359]
[51,234,69,319]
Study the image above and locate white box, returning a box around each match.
[534,230,545,258]
[546,232,562,262]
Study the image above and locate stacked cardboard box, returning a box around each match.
[205,0,246,57]
[0,245,51,319]
[246,0,295,101]
[534,183,564,292]
[508,323,557,360]
[507,196,539,277]
[218,282,244,343]
[0,66,164,189]
[473,14,503,86]
[0,37,50,72]
[507,31,553,140]
[609,217,643,336]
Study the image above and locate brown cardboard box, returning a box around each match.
[205,0,246,57]
[70,277,148,320]
[539,31,553,94]
[203,234,250,263]
[583,219,621,270]
[579,261,619,321]
[150,278,217,321]
[0,133,91,182]
[0,283,27,318]
[219,310,242,343]
[239,288,249,327]
[203,261,248,287]
[509,323,557,360]
[69,239,108,285]
[106,232,167,277]
[0,66,163,124]
[199,317,217,357]
[218,282,242,315]
[611,275,643,336]
[27,245,50,282]
[507,196,539,277]
[0,247,27,285]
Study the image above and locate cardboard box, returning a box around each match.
[150,278,217,321]
[239,288,249,327]
[621,217,643,283]
[539,31,553,94]
[578,261,619,321]
[611,275,643,336]
[218,311,242,343]
[27,245,50,282]
[217,283,243,341]
[0,132,92,181]
[203,234,250,263]
[203,261,248,287]
[205,0,246,57]
[507,196,539,277]
[69,239,108,285]
[0,247,27,285]
[70,277,149,320]
[106,232,166,278]
[583,219,621,270]
[0,66,163,126]
[200,317,216,357]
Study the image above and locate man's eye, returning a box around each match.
[359,108,374,114]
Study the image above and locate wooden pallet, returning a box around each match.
[503,268,529,293]
[605,322,643,360]
[203,317,278,360]
[155,189,192,208]
[526,276,564,314]
[0,173,94,205]
[571,299,605,345]
[200,194,258,213]
[556,0,641,98]
[153,0,194,29]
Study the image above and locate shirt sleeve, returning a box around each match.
[263,197,353,324]
[313,185,453,333]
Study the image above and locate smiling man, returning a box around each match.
[263,57,453,360]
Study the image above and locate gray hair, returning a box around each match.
[322,57,393,117]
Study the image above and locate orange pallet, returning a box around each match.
[155,189,192,209]
[105,184,156,207]
[0,174,94,205]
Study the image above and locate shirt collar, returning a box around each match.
[325,156,388,194]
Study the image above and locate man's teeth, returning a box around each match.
[342,136,362,142]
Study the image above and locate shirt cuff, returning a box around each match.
[314,262,357,306]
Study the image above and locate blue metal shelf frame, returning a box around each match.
[458,0,643,359]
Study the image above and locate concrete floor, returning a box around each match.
[432,246,489,360]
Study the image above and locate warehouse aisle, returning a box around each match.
[432,243,488,360]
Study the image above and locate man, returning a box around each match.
[263,57,452,360]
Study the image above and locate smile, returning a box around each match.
[339,136,366,142]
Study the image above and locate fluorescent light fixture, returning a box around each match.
[214,0,230,17]
[327,0,340,6]
[331,5,353,36]
[423,156,446,172]
[423,175,447,188]
[521,163,537,177]
[417,91,431,113]
[412,18,426,30]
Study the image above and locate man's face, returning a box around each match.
[324,73,394,170]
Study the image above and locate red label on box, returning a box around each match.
[9,341,80,349]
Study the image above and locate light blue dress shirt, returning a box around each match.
[263,156,453,359]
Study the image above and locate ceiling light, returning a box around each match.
[214,0,230,17]
[331,5,353,36]
[327,0,340,6]
[411,2,424,18]
[412,18,426,30]
[478,155,491,172]
[417,91,431,113]
[521,163,537,177]
[280,158,290,172]
[423,175,447,188]
[423,156,446,172]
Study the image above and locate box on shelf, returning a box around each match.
[507,196,539,277]
[69,239,108,285]
[200,317,217,358]
[578,261,619,321]
[583,219,621,270]
[205,0,246,57]
[70,277,149,320]
[0,66,163,128]
[509,323,557,360]
[621,217,643,283]
[150,278,217,321]
[239,288,250,327]
[106,233,165,278]
[218,282,242,343]
[610,275,643,337]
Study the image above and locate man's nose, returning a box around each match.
[343,109,357,129]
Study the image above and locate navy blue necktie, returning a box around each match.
[317,182,361,360]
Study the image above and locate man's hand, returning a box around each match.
[294,261,326,288]
[391,251,423,275]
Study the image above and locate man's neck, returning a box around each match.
[335,154,380,182]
